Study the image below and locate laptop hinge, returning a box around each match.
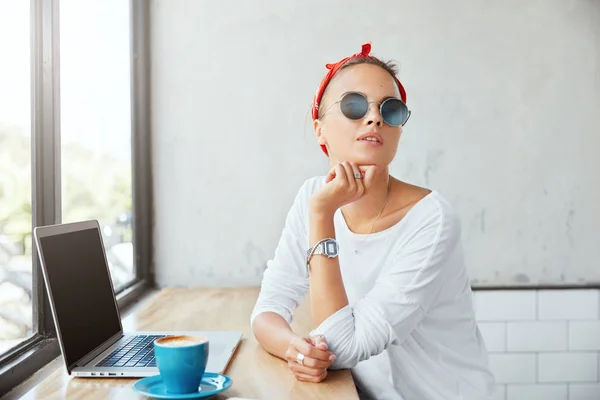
[72,331,125,369]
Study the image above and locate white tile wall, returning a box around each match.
[488,354,537,383]
[569,322,600,351]
[475,289,600,400]
[538,290,599,320]
[507,321,567,352]
[506,384,567,400]
[568,383,600,400]
[475,291,537,321]
[492,385,506,400]
[539,353,598,383]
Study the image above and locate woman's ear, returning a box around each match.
[313,119,327,146]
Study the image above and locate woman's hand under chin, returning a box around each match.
[308,161,378,217]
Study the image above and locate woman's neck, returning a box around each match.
[340,169,393,233]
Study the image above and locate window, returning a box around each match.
[0,0,33,359]
[60,0,135,291]
[0,0,151,396]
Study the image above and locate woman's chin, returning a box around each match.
[329,149,393,167]
[350,153,392,167]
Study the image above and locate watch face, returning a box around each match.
[326,241,337,255]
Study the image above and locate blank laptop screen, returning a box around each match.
[38,228,121,369]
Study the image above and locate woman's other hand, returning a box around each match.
[285,335,336,382]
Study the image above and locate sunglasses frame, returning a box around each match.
[319,91,411,127]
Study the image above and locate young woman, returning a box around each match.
[251,43,494,400]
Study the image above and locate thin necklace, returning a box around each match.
[342,176,392,255]
[366,177,391,235]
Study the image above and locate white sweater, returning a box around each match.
[251,176,495,400]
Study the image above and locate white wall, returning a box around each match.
[150,0,600,288]
[150,1,600,397]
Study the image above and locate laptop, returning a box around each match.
[33,220,242,378]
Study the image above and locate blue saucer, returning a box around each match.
[132,372,232,399]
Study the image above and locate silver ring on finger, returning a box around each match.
[353,171,362,179]
[296,352,305,365]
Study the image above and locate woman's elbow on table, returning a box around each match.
[312,305,394,370]
[324,329,391,370]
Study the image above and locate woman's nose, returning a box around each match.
[364,103,383,126]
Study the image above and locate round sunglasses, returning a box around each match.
[320,92,411,127]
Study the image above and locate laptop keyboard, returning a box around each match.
[95,334,166,368]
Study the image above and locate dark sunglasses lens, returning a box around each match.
[381,98,409,126]
[340,93,369,120]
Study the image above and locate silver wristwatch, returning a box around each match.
[306,238,339,267]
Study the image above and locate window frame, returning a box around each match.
[0,0,152,396]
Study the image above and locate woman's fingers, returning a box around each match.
[288,358,330,373]
[290,336,332,362]
[293,351,332,369]
[358,164,378,188]
[333,163,348,186]
[347,161,362,180]
[340,161,356,190]
[324,165,337,183]
[293,369,328,383]
[348,161,365,195]
[310,334,328,351]
[285,346,332,369]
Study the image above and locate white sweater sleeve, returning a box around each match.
[250,180,311,326]
[310,199,461,369]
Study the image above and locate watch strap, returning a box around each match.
[312,242,326,256]
[306,238,338,268]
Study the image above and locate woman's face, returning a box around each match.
[314,63,403,168]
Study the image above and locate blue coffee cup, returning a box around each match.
[154,335,209,394]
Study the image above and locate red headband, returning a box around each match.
[311,43,407,156]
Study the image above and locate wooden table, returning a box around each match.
[14,287,359,399]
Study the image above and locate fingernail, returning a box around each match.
[329,355,336,361]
